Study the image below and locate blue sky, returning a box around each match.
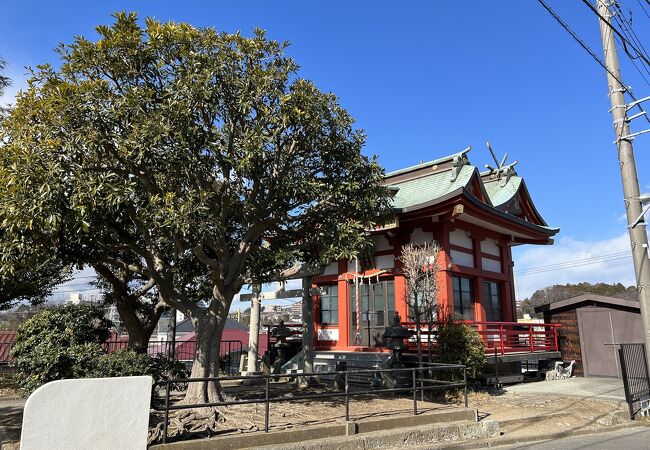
[2,1,649,302]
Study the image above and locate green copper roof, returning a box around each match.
[483,176,522,206]
[385,149,555,234]
[385,148,470,178]
[389,164,476,211]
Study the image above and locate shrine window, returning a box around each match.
[319,285,338,324]
[452,276,475,320]
[483,281,502,322]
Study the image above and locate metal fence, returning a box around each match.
[103,339,244,374]
[151,362,468,444]
[617,343,650,419]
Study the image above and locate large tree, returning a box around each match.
[0,57,72,309]
[0,13,391,404]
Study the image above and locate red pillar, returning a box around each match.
[502,245,515,322]
[439,223,454,319]
[473,236,486,324]
[337,259,349,347]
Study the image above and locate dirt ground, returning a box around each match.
[0,376,22,450]
[1,376,633,448]
[469,388,629,439]
[151,380,630,444]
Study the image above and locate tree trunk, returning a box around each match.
[414,293,422,366]
[181,290,231,405]
[116,299,159,353]
[427,320,433,363]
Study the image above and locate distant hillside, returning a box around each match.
[517,282,638,319]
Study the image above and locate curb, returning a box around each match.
[417,420,650,449]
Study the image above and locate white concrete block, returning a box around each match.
[21,376,152,450]
[318,328,339,341]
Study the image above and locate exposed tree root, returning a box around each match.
[148,404,261,444]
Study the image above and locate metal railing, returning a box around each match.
[151,362,468,444]
[616,343,650,419]
[403,321,561,356]
[102,339,244,374]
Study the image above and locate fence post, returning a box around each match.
[345,371,350,422]
[464,367,468,408]
[412,369,417,416]
[494,346,499,388]
[163,381,170,444]
[499,324,505,355]
[618,346,634,420]
[265,376,270,432]
[553,326,559,352]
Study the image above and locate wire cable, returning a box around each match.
[637,0,650,19]
[514,253,630,277]
[537,0,650,127]
[581,0,650,69]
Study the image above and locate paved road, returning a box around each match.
[504,377,626,402]
[491,427,650,450]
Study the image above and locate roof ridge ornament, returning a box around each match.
[484,141,518,187]
[450,146,471,182]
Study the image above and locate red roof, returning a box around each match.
[174,331,268,361]
[0,331,16,363]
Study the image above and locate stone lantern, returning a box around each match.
[271,320,293,373]
[381,312,413,388]
[383,311,412,357]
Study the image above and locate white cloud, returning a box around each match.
[512,232,643,299]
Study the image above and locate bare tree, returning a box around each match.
[398,241,441,364]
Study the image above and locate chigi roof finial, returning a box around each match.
[485,141,518,186]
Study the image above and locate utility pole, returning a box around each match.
[597,0,650,365]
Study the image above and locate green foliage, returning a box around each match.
[0,253,71,310]
[10,304,113,395]
[517,282,637,319]
[89,349,188,382]
[0,12,391,310]
[0,56,9,97]
[435,317,486,379]
[10,304,186,395]
[0,13,392,388]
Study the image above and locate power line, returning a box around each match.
[536,0,650,126]
[581,0,650,69]
[514,251,630,274]
[637,0,650,19]
[515,254,630,277]
[611,5,650,84]
[514,250,629,273]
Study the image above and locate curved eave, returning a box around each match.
[483,177,549,227]
[395,187,559,243]
[516,179,549,227]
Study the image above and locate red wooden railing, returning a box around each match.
[403,321,561,356]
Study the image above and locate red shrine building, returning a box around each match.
[310,148,559,354]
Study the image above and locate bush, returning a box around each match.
[435,317,486,379]
[90,349,188,382]
[10,304,113,395]
[10,304,187,395]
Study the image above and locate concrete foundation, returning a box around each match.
[151,407,495,450]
